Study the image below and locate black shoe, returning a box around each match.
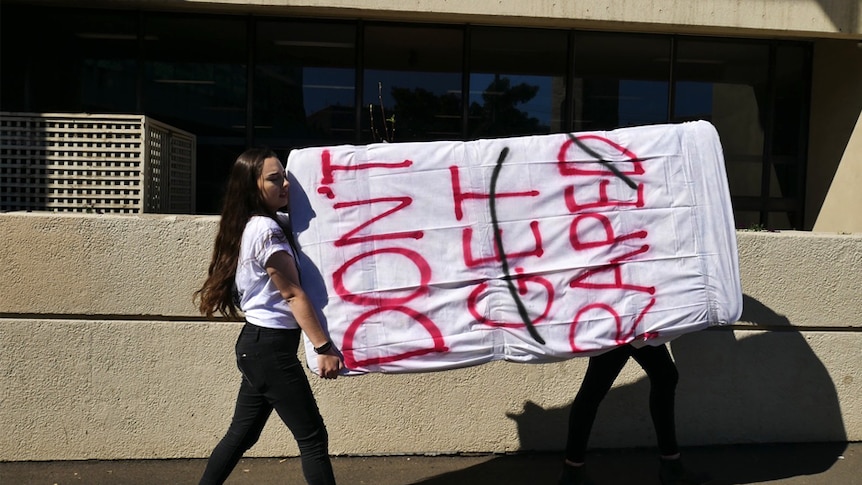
[659,458,710,485]
[558,464,593,485]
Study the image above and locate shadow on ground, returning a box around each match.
[1,444,852,485]
[407,443,850,485]
[413,294,848,485]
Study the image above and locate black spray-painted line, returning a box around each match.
[566,133,638,190]
[489,146,547,345]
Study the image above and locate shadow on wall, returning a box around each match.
[285,172,847,482]
[667,294,847,483]
[286,171,331,328]
[816,0,860,34]
[411,294,847,485]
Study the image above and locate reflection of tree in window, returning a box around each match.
[387,86,461,142]
[385,76,546,142]
[469,77,548,139]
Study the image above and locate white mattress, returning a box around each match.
[286,120,742,375]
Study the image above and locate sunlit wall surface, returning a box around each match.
[0,5,810,225]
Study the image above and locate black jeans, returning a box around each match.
[200,323,336,485]
[565,343,680,463]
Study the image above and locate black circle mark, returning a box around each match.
[489,146,546,345]
[566,132,638,190]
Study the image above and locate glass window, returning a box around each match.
[0,6,138,113]
[0,6,813,221]
[0,5,31,111]
[734,210,763,230]
[255,20,356,149]
[767,44,809,229]
[142,14,248,214]
[673,39,770,212]
[142,14,247,139]
[196,143,246,214]
[768,211,793,230]
[363,25,463,142]
[573,33,671,131]
[468,27,569,138]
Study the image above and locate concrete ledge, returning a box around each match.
[2,215,859,325]
[736,230,862,329]
[1,320,857,461]
[0,213,217,317]
[0,213,859,460]
[155,0,862,38]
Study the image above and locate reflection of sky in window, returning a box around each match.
[302,67,355,114]
[300,71,716,128]
[617,80,668,128]
[470,73,554,125]
[674,81,713,119]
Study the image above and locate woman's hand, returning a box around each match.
[317,352,343,379]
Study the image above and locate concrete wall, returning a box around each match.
[129,0,862,38]
[0,213,859,461]
[809,40,862,232]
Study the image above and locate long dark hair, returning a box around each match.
[195,147,279,319]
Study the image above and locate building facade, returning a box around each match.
[1,0,861,463]
[2,0,860,231]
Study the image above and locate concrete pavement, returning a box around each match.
[1,442,860,484]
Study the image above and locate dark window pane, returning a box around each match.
[769,159,800,198]
[255,20,356,147]
[468,27,568,138]
[772,46,808,158]
[76,14,140,113]
[1,6,138,113]
[674,81,713,120]
[363,25,463,142]
[142,15,247,139]
[734,210,763,230]
[767,210,797,230]
[0,6,31,111]
[195,143,246,214]
[573,33,670,131]
[141,14,247,215]
[674,40,770,199]
[769,44,809,228]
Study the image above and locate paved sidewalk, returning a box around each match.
[1,442,859,485]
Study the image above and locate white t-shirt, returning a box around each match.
[235,213,300,329]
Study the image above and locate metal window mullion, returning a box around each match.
[797,44,814,230]
[354,20,364,145]
[667,36,677,123]
[136,11,144,113]
[565,30,576,133]
[760,43,778,227]
[247,15,255,146]
[461,25,471,139]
